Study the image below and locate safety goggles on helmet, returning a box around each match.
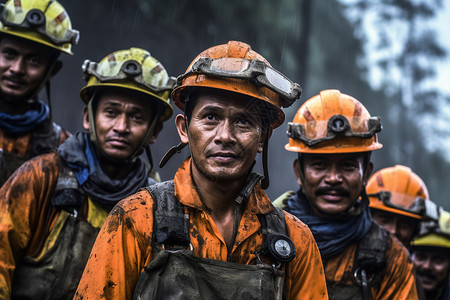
[176,57,301,108]
[287,114,382,147]
[368,191,428,217]
[82,58,176,93]
[0,4,79,46]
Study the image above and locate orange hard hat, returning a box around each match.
[171,40,302,129]
[367,165,429,219]
[286,89,382,153]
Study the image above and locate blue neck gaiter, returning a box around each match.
[286,189,372,259]
[0,100,49,135]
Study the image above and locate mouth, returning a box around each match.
[2,76,26,88]
[316,188,350,201]
[107,138,130,147]
[208,151,239,162]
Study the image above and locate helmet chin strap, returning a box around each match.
[260,127,272,190]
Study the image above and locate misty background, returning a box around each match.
[25,0,450,209]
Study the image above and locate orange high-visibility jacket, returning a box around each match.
[75,158,329,300]
[0,122,70,184]
[324,227,418,299]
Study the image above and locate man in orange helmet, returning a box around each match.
[366,165,430,248]
[74,41,328,299]
[274,89,418,299]
[0,0,79,185]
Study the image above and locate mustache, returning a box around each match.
[315,186,351,197]
[2,74,26,84]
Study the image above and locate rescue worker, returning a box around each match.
[411,208,450,300]
[0,47,174,299]
[273,89,418,299]
[366,165,430,248]
[0,0,79,185]
[74,40,328,299]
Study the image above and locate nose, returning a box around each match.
[213,119,236,145]
[9,57,25,74]
[324,165,343,185]
[112,114,130,133]
[383,220,398,237]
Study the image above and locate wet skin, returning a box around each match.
[83,90,154,164]
[294,153,372,217]
[177,91,265,185]
[0,35,58,111]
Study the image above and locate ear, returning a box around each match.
[175,114,189,144]
[293,158,303,186]
[257,127,272,153]
[82,106,90,131]
[49,60,63,79]
[148,122,163,144]
[362,161,374,186]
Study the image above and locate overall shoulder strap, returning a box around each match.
[145,180,190,248]
[30,120,62,156]
[52,158,85,211]
[356,221,388,273]
[258,206,296,266]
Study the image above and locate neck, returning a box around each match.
[0,97,35,115]
[191,167,245,215]
[97,154,135,180]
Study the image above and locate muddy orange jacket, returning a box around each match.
[75,158,328,299]
[325,234,418,299]
[0,122,70,184]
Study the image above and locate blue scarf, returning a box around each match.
[286,189,372,259]
[0,100,49,135]
[58,132,152,205]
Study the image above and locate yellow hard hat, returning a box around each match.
[286,89,383,153]
[80,47,174,122]
[412,209,450,249]
[0,0,79,55]
[367,165,429,220]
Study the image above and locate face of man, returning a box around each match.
[0,35,56,102]
[371,209,418,247]
[295,153,372,217]
[83,90,154,161]
[412,247,450,293]
[176,90,265,184]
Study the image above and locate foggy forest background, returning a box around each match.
[24,0,450,209]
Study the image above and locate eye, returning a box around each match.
[2,48,16,59]
[205,113,217,121]
[28,55,45,66]
[104,108,117,117]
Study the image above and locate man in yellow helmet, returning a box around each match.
[0,47,174,299]
[74,40,328,300]
[411,208,450,300]
[273,89,418,299]
[366,165,430,248]
[0,0,79,185]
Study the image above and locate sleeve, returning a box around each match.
[0,154,58,299]
[283,211,329,300]
[375,237,418,299]
[74,191,154,300]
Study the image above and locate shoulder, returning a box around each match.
[272,190,296,209]
[283,209,316,249]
